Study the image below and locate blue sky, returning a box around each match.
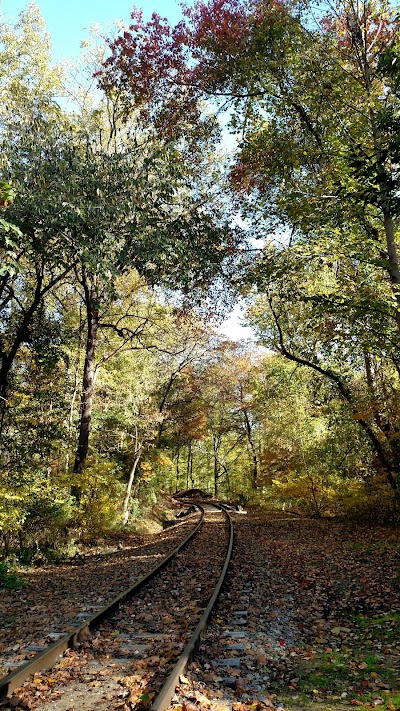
[1,0,184,61]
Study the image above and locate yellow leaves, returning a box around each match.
[157,453,174,468]
[140,460,153,480]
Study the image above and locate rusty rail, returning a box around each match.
[0,508,204,699]
[150,504,234,711]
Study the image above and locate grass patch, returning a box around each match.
[352,613,400,647]
[279,691,400,711]
[293,647,397,693]
[271,618,400,711]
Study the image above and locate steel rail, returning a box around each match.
[150,504,234,711]
[0,508,204,699]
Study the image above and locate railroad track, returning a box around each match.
[1,503,234,710]
[0,507,203,700]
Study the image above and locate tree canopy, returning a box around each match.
[1,0,400,558]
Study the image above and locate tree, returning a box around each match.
[101,0,400,351]
[174,341,263,496]
[0,6,68,410]
[246,264,400,492]
[0,8,242,476]
[99,0,400,495]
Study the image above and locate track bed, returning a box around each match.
[0,515,201,684]
[3,507,232,710]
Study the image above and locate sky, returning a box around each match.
[1,0,184,61]
[1,0,256,342]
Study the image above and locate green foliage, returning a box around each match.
[2,0,400,544]
[72,457,125,533]
[339,478,400,525]
[0,560,25,589]
[0,490,25,538]
[0,471,74,548]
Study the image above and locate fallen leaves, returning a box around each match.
[168,512,400,711]
[0,519,200,675]
[5,510,230,710]
[3,511,400,711]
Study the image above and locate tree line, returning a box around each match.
[1,0,399,557]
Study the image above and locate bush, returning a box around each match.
[267,471,342,517]
[0,560,24,589]
[266,471,399,523]
[340,477,400,524]
[72,457,125,534]
[0,472,74,552]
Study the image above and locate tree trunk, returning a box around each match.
[0,276,44,402]
[240,387,259,488]
[269,295,399,492]
[213,434,220,497]
[175,447,180,492]
[364,351,387,433]
[73,273,99,474]
[186,441,193,488]
[66,306,84,472]
[188,442,194,488]
[0,277,45,432]
[122,447,143,524]
[0,264,73,432]
[157,371,180,446]
[382,213,400,333]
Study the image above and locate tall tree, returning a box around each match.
[0,9,242,474]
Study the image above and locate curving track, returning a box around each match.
[1,504,234,710]
[0,508,203,700]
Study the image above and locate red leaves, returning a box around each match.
[320,6,397,58]
[187,0,252,55]
[98,0,290,137]
[98,9,198,138]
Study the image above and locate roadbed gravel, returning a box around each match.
[0,514,200,676]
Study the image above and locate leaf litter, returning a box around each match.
[1,509,229,710]
[1,510,399,711]
[0,516,200,676]
[168,510,400,711]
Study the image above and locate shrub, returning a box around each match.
[0,560,24,589]
[72,457,125,534]
[0,473,74,551]
[340,477,400,524]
